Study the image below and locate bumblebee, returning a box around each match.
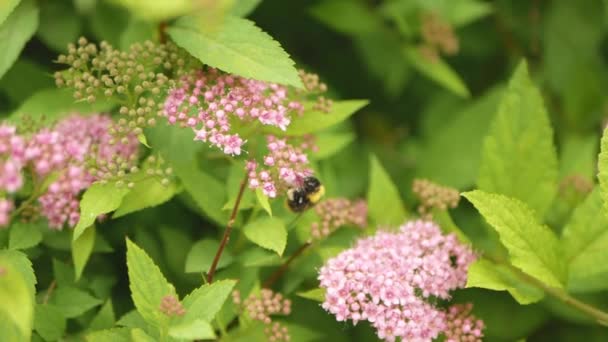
[286,176,325,212]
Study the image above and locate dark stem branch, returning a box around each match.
[263,242,312,289]
[206,176,248,283]
[158,22,168,44]
[42,280,56,305]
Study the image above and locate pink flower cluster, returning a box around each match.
[318,220,479,341]
[0,199,13,226]
[246,136,314,197]
[233,289,291,341]
[163,68,304,156]
[0,125,26,193]
[36,115,137,229]
[0,114,138,229]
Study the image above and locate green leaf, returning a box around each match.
[8,88,116,127]
[181,279,236,322]
[185,239,233,273]
[223,162,254,211]
[230,0,262,17]
[116,310,148,330]
[72,225,96,281]
[427,0,493,27]
[89,300,116,331]
[238,248,282,267]
[367,154,407,226]
[49,286,102,318]
[37,0,80,51]
[598,127,608,215]
[86,327,131,342]
[311,132,355,160]
[0,0,20,25]
[130,328,156,342]
[0,58,54,103]
[0,250,36,301]
[126,238,176,328]
[477,61,558,218]
[243,216,287,256]
[466,259,544,304]
[34,304,66,341]
[52,259,75,288]
[0,0,38,79]
[0,255,34,340]
[169,319,216,340]
[431,209,470,244]
[113,177,179,218]
[559,134,597,181]
[255,188,272,216]
[310,0,385,36]
[405,47,470,98]
[296,288,326,302]
[111,0,195,21]
[89,0,128,47]
[561,188,608,292]
[136,132,150,148]
[119,17,155,51]
[146,123,227,224]
[73,182,131,241]
[416,87,502,188]
[266,100,368,136]
[463,190,567,288]
[8,221,42,250]
[168,15,302,87]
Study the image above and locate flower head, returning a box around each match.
[246,136,315,197]
[164,69,304,156]
[0,125,26,193]
[0,199,13,227]
[318,220,478,341]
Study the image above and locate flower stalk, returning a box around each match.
[206,175,248,283]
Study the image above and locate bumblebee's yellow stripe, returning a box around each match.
[307,185,325,204]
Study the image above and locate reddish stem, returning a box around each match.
[263,242,312,289]
[158,22,168,44]
[206,176,248,283]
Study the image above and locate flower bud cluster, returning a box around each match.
[444,303,484,342]
[310,198,367,240]
[233,289,291,341]
[419,12,459,63]
[54,37,197,139]
[412,178,460,218]
[297,70,332,113]
[159,294,186,317]
[559,174,593,198]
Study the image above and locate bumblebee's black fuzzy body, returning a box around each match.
[286,176,325,212]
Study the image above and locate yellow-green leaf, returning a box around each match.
[367,154,407,226]
[463,190,566,288]
[477,61,558,218]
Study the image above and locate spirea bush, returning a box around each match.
[1,1,608,341]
